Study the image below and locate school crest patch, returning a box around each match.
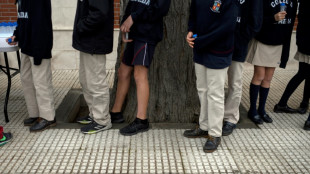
[211,0,222,13]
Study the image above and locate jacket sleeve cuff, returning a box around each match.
[265,16,277,24]
[131,13,138,22]
[188,27,196,33]
[33,57,43,66]
[13,30,19,41]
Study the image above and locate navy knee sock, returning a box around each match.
[258,86,270,115]
[249,83,260,116]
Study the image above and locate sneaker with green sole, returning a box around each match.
[0,132,12,146]
[80,121,112,134]
[77,115,93,125]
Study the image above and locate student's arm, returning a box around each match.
[262,1,278,24]
[241,0,263,42]
[131,0,171,22]
[194,23,235,50]
[121,2,132,25]
[188,0,197,33]
[31,0,53,65]
[280,1,298,68]
[7,21,19,45]
[77,0,111,33]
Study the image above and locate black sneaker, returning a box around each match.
[203,136,221,153]
[183,126,208,138]
[110,112,125,123]
[24,117,39,126]
[77,115,93,125]
[0,132,12,146]
[80,121,112,134]
[120,118,149,136]
[222,121,236,136]
[30,118,56,132]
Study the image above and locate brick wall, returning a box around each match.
[0,0,121,28]
[0,0,17,22]
[114,0,120,29]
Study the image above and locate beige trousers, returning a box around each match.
[20,53,55,121]
[195,63,228,137]
[79,52,111,126]
[224,61,244,124]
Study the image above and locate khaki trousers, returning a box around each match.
[79,52,111,126]
[224,61,244,124]
[195,63,228,137]
[20,53,55,121]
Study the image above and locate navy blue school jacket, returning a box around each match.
[73,0,114,55]
[122,0,171,45]
[255,0,298,68]
[188,0,239,69]
[233,0,263,62]
[297,0,310,56]
[13,0,53,65]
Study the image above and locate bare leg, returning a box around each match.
[261,67,276,88]
[134,65,149,120]
[251,65,265,85]
[111,63,133,113]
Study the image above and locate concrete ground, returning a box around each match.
[0,61,310,174]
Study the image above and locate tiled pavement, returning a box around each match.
[0,63,310,174]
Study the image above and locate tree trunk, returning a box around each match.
[110,0,200,123]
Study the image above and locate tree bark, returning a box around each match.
[110,0,200,123]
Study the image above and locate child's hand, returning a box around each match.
[122,32,133,43]
[121,15,134,33]
[6,36,17,46]
[274,11,287,21]
[186,32,195,48]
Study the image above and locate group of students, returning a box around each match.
[2,0,172,142]
[0,0,309,153]
[184,0,309,153]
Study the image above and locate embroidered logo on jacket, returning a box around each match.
[239,0,245,4]
[211,0,222,13]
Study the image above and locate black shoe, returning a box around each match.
[76,115,93,125]
[274,104,297,113]
[297,107,308,115]
[183,126,208,138]
[304,121,310,131]
[110,112,125,123]
[30,118,56,132]
[24,117,39,126]
[260,113,273,123]
[120,118,149,136]
[0,132,12,146]
[80,121,112,134]
[203,136,221,153]
[248,113,263,124]
[222,121,236,136]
